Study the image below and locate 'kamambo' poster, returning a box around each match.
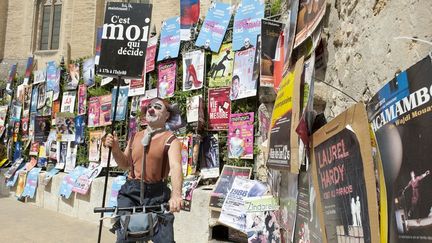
[367,55,432,242]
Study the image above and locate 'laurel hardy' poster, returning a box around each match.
[97,2,153,78]
[208,87,231,130]
[157,16,180,62]
[232,0,265,51]
[208,43,234,87]
[195,2,232,52]
[157,60,176,98]
[228,112,254,160]
[231,47,258,100]
[311,103,380,243]
[366,55,432,242]
[182,50,205,91]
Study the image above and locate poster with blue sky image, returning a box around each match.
[157,16,181,62]
[232,0,265,51]
[195,2,232,53]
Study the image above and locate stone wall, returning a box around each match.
[317,0,432,119]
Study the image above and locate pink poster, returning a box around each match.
[145,36,157,73]
[99,95,112,127]
[228,112,254,160]
[157,60,176,98]
[88,97,100,128]
[208,88,231,130]
[77,84,87,115]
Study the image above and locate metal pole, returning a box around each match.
[97,75,122,243]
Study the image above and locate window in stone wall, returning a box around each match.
[39,0,62,50]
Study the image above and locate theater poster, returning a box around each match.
[267,57,303,172]
[293,170,322,243]
[311,103,380,243]
[182,50,205,91]
[195,2,232,52]
[232,0,265,51]
[208,87,230,130]
[157,60,176,98]
[145,36,157,73]
[97,2,153,79]
[231,47,257,100]
[208,43,234,87]
[209,165,252,211]
[157,16,180,62]
[228,112,254,160]
[260,19,284,87]
[295,0,326,47]
[180,0,200,41]
[366,55,432,242]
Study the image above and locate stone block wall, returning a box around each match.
[318,0,432,118]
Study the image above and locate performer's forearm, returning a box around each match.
[170,164,183,197]
[111,146,129,169]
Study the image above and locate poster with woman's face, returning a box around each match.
[231,48,258,100]
[228,112,254,159]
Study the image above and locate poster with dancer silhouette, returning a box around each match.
[182,50,204,91]
[208,87,230,130]
[311,103,380,243]
[208,43,234,87]
[195,2,232,52]
[232,0,265,51]
[228,112,254,159]
[157,16,180,62]
[366,55,432,242]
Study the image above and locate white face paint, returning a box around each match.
[145,99,170,128]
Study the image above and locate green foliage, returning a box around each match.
[270,0,282,16]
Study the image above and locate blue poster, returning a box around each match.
[195,2,232,53]
[59,166,86,199]
[75,115,85,144]
[30,87,38,114]
[46,61,60,100]
[21,167,42,198]
[111,86,129,121]
[13,141,22,162]
[157,17,181,62]
[107,175,127,216]
[43,167,60,185]
[6,166,25,187]
[232,0,265,51]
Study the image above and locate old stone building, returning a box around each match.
[0,0,220,80]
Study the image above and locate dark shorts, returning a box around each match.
[115,180,175,243]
